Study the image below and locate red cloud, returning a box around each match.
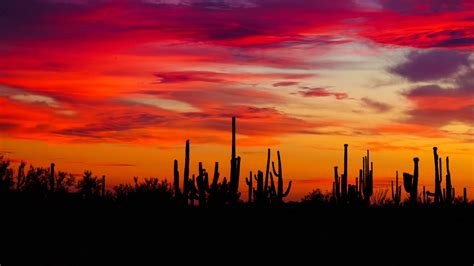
[1,0,473,148]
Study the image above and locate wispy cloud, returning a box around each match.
[360,97,392,113]
[298,87,348,100]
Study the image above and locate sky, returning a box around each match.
[1,0,473,201]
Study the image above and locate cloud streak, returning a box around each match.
[360,97,392,113]
[298,87,348,100]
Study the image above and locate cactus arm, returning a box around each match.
[439,157,443,184]
[212,162,219,187]
[282,181,292,197]
[264,149,270,195]
[272,161,279,178]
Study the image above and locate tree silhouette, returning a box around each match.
[77,171,103,199]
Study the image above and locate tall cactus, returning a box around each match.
[361,150,373,205]
[445,157,454,204]
[184,140,190,204]
[229,116,241,203]
[173,159,181,198]
[342,144,348,201]
[264,149,270,200]
[433,147,443,203]
[245,171,253,203]
[173,140,190,204]
[333,166,341,202]
[391,171,401,205]
[403,157,419,204]
[270,150,292,203]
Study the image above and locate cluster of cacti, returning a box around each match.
[391,171,401,205]
[172,117,292,206]
[235,149,292,205]
[173,117,243,206]
[424,147,459,205]
[331,145,371,205]
[332,144,349,204]
[360,150,373,205]
[403,157,419,204]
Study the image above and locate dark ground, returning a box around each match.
[1,200,473,265]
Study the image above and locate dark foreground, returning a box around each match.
[1,201,473,266]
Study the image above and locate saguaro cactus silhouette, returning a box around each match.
[361,150,373,205]
[229,116,241,203]
[342,144,348,201]
[173,160,181,199]
[333,166,341,202]
[403,157,419,204]
[433,147,443,203]
[391,171,401,205]
[173,140,191,204]
[264,149,271,201]
[184,140,190,204]
[207,162,224,205]
[445,157,454,204]
[245,171,253,203]
[270,150,292,203]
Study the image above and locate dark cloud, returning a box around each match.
[180,105,330,136]
[139,86,282,108]
[404,67,474,98]
[390,50,470,82]
[298,87,348,100]
[406,105,474,126]
[0,122,18,131]
[380,0,467,14]
[402,67,474,126]
[360,97,392,112]
[55,113,169,138]
[273,81,299,87]
[154,71,226,83]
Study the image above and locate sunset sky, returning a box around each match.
[1,0,473,200]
